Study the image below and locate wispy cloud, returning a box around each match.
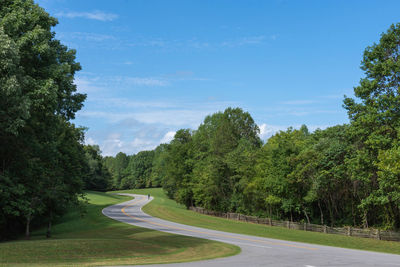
[259,124,287,140]
[74,76,106,94]
[56,10,118,21]
[79,107,231,128]
[160,131,176,144]
[74,71,209,94]
[84,119,178,156]
[59,32,116,42]
[85,137,96,146]
[125,77,169,87]
[221,35,266,47]
[127,35,270,50]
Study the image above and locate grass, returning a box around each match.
[115,188,400,255]
[0,191,239,266]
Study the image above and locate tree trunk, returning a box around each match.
[326,198,335,227]
[363,210,369,228]
[318,200,324,225]
[25,215,31,240]
[46,220,52,238]
[303,208,310,224]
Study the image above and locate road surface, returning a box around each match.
[102,193,400,267]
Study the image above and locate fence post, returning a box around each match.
[347,226,352,236]
[304,223,307,231]
[287,221,290,229]
[323,225,327,233]
[376,229,381,240]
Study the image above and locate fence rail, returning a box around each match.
[189,206,400,242]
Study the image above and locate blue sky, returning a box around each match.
[36,0,400,156]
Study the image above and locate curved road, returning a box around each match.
[102,194,400,267]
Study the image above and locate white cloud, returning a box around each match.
[74,74,170,97]
[98,131,167,156]
[85,137,96,145]
[74,76,105,94]
[101,133,124,156]
[79,109,212,127]
[56,10,118,21]
[127,36,268,50]
[160,131,176,144]
[221,35,266,47]
[259,124,286,140]
[130,138,155,150]
[125,77,168,87]
[132,109,222,128]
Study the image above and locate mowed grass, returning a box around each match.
[115,188,400,255]
[0,191,239,266]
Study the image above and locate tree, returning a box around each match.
[0,0,86,239]
[150,144,169,187]
[343,23,400,229]
[84,145,111,191]
[122,150,155,189]
[0,27,29,136]
[162,129,194,205]
[191,108,261,211]
[0,25,30,240]
[292,125,353,226]
[113,152,129,188]
[253,126,310,222]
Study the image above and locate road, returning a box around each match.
[102,193,400,267]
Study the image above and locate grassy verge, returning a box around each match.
[115,188,400,255]
[0,191,239,266]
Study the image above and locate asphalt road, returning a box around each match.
[102,193,400,267]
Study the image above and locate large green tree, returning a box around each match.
[84,145,111,191]
[162,129,194,207]
[252,126,310,222]
[344,23,400,229]
[0,0,86,239]
[190,108,261,211]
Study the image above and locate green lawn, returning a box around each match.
[0,191,239,266]
[115,188,400,255]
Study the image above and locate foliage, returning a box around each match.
[83,145,111,191]
[0,0,86,240]
[344,23,400,228]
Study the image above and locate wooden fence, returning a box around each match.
[189,206,400,242]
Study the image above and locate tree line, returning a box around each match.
[104,23,400,230]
